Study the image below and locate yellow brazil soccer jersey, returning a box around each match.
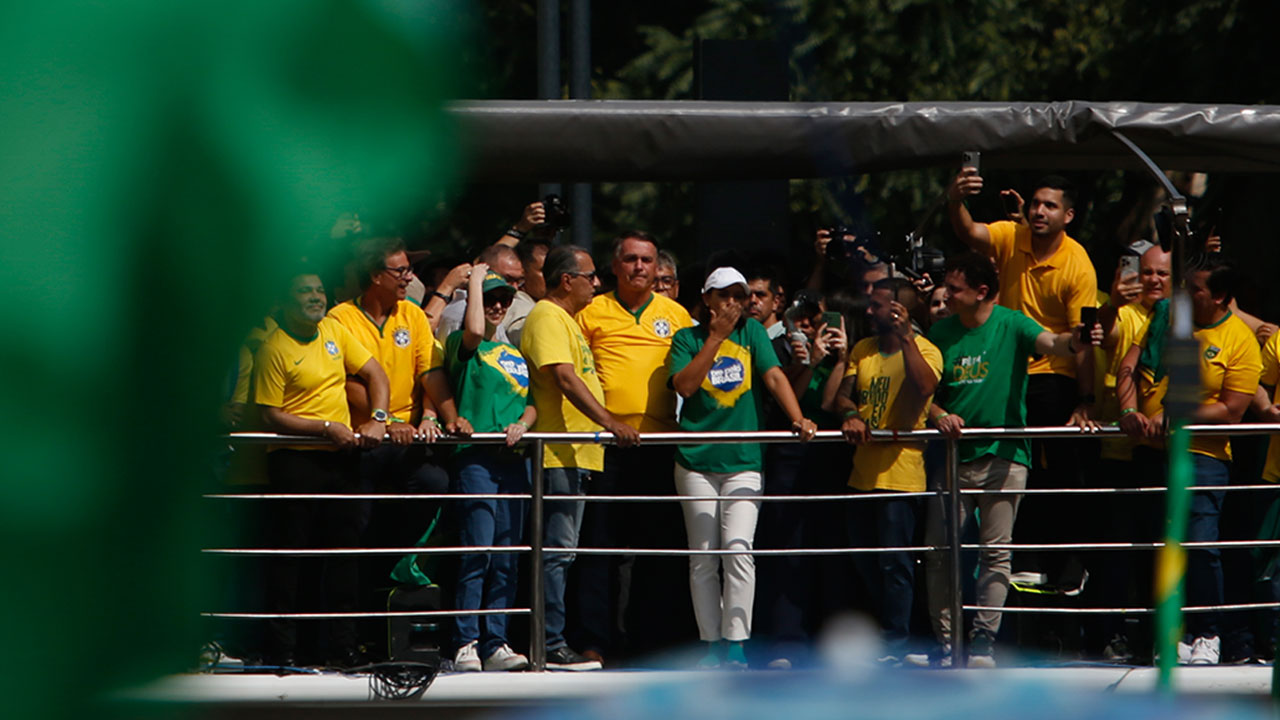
[843,335,943,492]
[1190,312,1261,462]
[253,317,375,446]
[986,221,1097,378]
[1260,332,1280,482]
[521,300,606,472]
[576,291,693,432]
[328,298,440,422]
[232,315,278,404]
[1099,302,1155,461]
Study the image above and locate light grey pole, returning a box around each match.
[947,437,964,664]
[567,0,591,249]
[537,0,562,206]
[530,439,546,671]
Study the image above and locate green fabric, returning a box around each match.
[1253,490,1280,582]
[1139,298,1171,382]
[927,306,1045,466]
[669,319,780,472]
[390,508,441,586]
[444,330,531,451]
[799,355,840,429]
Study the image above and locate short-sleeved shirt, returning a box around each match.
[1099,302,1156,461]
[232,316,278,404]
[521,299,606,471]
[328,298,440,422]
[844,334,943,492]
[253,317,374,449]
[928,306,1046,466]
[444,330,530,446]
[668,319,781,473]
[577,291,694,432]
[1190,312,1261,462]
[985,221,1097,378]
[1261,332,1280,482]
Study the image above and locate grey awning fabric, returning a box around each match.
[448,100,1280,182]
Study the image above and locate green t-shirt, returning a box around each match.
[799,355,840,429]
[926,305,1045,467]
[444,331,531,445]
[668,318,781,472]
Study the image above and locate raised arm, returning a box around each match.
[947,168,993,254]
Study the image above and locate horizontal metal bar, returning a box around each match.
[966,539,1280,551]
[203,545,940,557]
[203,608,530,620]
[224,423,1280,447]
[967,601,1280,615]
[203,546,533,556]
[204,493,535,501]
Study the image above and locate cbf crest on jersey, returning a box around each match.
[325,340,340,356]
[393,326,411,348]
[652,318,672,338]
[480,345,530,395]
[702,340,752,408]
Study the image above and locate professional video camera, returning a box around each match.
[542,193,571,231]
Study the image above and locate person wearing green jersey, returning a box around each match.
[669,266,818,669]
[915,252,1097,669]
[440,265,537,672]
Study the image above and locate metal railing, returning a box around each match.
[210,423,1280,670]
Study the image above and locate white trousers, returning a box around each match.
[674,463,762,642]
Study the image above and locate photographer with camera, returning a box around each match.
[496,195,572,248]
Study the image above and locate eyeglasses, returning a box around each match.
[502,274,525,289]
[383,265,414,279]
[655,275,677,287]
[568,270,597,282]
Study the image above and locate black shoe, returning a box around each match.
[967,631,996,668]
[545,646,603,671]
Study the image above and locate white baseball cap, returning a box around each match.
[702,266,749,294]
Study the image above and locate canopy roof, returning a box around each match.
[448,100,1280,182]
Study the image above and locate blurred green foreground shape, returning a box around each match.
[0,1,466,716]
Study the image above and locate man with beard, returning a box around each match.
[833,278,942,662]
[572,232,694,663]
[253,265,390,667]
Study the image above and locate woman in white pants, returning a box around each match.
[668,267,817,668]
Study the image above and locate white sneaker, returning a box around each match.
[1176,639,1193,664]
[453,640,481,672]
[483,644,529,671]
[1188,635,1221,665]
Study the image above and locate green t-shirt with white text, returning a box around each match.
[926,306,1045,466]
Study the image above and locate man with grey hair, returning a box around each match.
[434,244,526,342]
[521,245,639,670]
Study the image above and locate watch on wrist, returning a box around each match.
[371,408,389,423]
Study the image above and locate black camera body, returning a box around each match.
[542,194,571,230]
[825,226,882,265]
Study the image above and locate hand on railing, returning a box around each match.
[387,421,417,446]
[504,421,528,447]
[417,416,442,442]
[935,413,965,439]
[322,421,360,449]
[841,415,870,445]
[792,418,818,442]
[447,417,474,437]
[355,418,386,448]
[606,419,641,448]
[1066,404,1101,433]
[1119,409,1155,438]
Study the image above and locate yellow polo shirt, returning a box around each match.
[576,291,693,432]
[1260,332,1280,482]
[844,335,943,492]
[986,221,1097,377]
[253,317,375,440]
[328,298,440,422]
[1190,312,1261,462]
[232,316,278,404]
[521,300,606,471]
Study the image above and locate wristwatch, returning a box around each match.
[371,408,390,423]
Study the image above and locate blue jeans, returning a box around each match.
[1186,454,1229,638]
[544,467,588,650]
[848,490,918,653]
[453,451,528,657]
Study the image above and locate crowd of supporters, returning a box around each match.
[218,169,1280,672]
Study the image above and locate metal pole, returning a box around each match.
[947,437,965,664]
[530,439,546,671]
[537,0,562,207]
[568,0,591,249]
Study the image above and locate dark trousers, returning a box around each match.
[1186,454,1229,639]
[569,445,694,660]
[756,442,852,655]
[848,490,918,653]
[265,449,361,661]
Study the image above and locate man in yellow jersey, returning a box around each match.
[1249,323,1280,661]
[949,167,1098,613]
[1089,245,1171,662]
[835,277,942,662]
[253,266,391,667]
[1118,254,1261,664]
[573,231,694,662]
[521,246,639,671]
[328,236,454,592]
